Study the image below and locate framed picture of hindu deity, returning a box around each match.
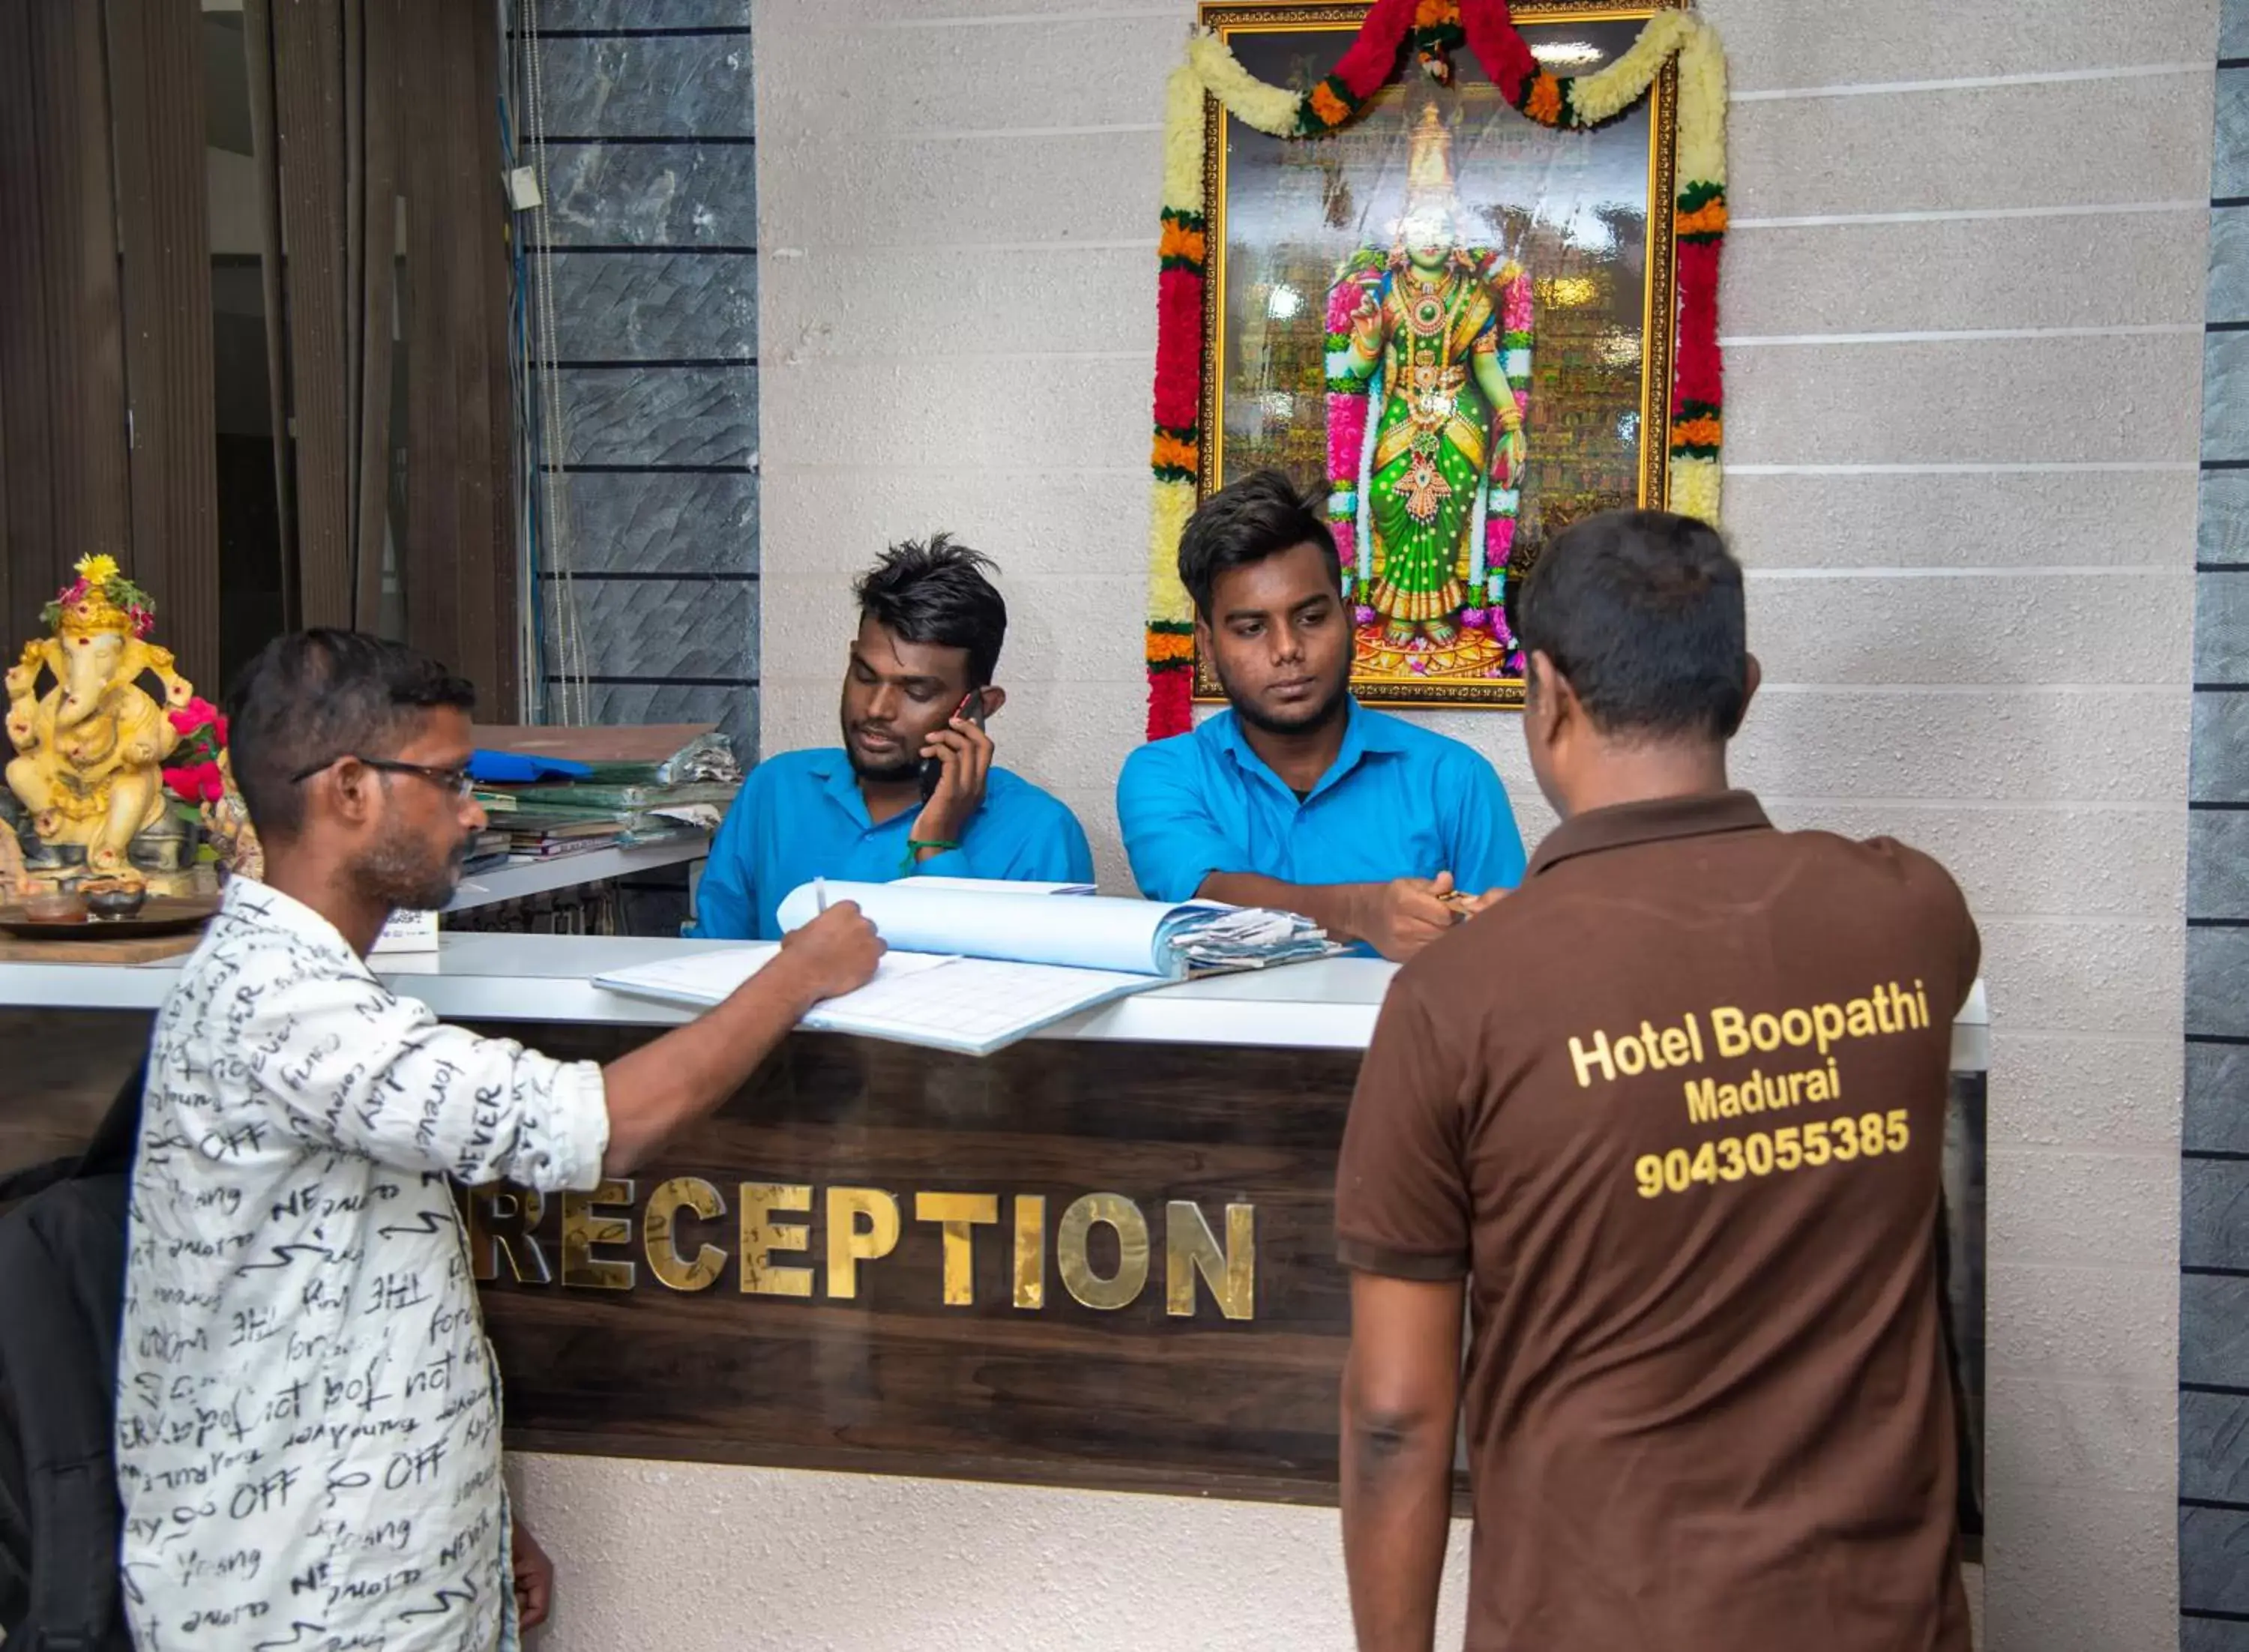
[1191,0,1687,710]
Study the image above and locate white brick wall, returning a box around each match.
[534,4,2216,1648]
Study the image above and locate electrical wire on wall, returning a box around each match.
[502,0,594,727]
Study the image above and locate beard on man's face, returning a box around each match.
[1214,651,1352,739]
[351,816,469,913]
[839,711,923,786]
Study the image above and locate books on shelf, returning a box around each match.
[465,726,741,863]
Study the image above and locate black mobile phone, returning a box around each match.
[918,690,986,803]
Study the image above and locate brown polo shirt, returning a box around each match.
[1337,791,1978,1652]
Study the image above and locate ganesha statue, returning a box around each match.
[4,556,197,887]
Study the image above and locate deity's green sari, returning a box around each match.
[1358,273,1502,624]
[1361,271,1503,626]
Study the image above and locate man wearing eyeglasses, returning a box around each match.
[114,630,884,1652]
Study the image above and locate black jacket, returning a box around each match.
[0,1061,142,1651]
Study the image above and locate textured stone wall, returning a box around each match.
[522,1,759,759]
[496,2,2219,1648]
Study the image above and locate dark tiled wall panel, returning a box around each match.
[541,576,754,686]
[531,1,750,25]
[535,142,758,248]
[523,13,758,761]
[554,364,757,469]
[529,34,755,137]
[541,253,756,361]
[2182,10,2249,1644]
[558,471,758,575]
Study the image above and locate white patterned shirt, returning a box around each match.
[117,881,609,1652]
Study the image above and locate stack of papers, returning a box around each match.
[593,879,1334,1055]
[593,947,1154,1057]
[771,881,1332,980]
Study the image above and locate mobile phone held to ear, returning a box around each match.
[919,690,987,804]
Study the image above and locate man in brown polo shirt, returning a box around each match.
[1335,509,1978,1651]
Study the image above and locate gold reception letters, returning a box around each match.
[826,1187,902,1300]
[915,1192,1001,1306]
[561,1181,637,1291]
[644,1176,729,1292]
[1057,1193,1149,1311]
[468,1178,1257,1320]
[738,1182,815,1298]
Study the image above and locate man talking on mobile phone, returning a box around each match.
[693,536,1095,939]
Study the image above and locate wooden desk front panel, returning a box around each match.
[471,1025,1366,1504]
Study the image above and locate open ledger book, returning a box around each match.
[592,880,1331,1057]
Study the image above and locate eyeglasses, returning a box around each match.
[289,755,477,800]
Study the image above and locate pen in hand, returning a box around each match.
[815,876,828,914]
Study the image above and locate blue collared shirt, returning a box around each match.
[1116,701,1526,908]
[691,747,1096,940]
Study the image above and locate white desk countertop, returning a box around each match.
[0,933,1991,1067]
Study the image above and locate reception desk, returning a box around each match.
[0,941,1991,1644]
[0,938,1990,1519]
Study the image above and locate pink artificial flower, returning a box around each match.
[1503,273,1533,335]
[161,765,195,799]
[1327,392,1369,487]
[1353,604,1379,627]
[1333,520,1357,573]
[1486,516,1516,567]
[1325,273,1370,332]
[1460,607,1488,628]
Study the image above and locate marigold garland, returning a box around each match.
[1145,0,1727,738]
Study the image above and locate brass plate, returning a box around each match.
[0,895,218,941]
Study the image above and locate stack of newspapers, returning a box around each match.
[1159,901,1330,971]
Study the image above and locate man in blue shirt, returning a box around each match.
[1119,469,1525,961]
[694,536,1094,939]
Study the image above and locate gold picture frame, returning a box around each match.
[1195,1,1683,708]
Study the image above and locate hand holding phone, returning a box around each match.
[910,690,994,857]
[918,690,985,804]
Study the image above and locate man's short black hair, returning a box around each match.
[855,534,1008,687]
[225,629,476,839]
[1514,509,1748,741]
[1176,468,1341,620]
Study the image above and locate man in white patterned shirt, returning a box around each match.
[116,630,882,1651]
